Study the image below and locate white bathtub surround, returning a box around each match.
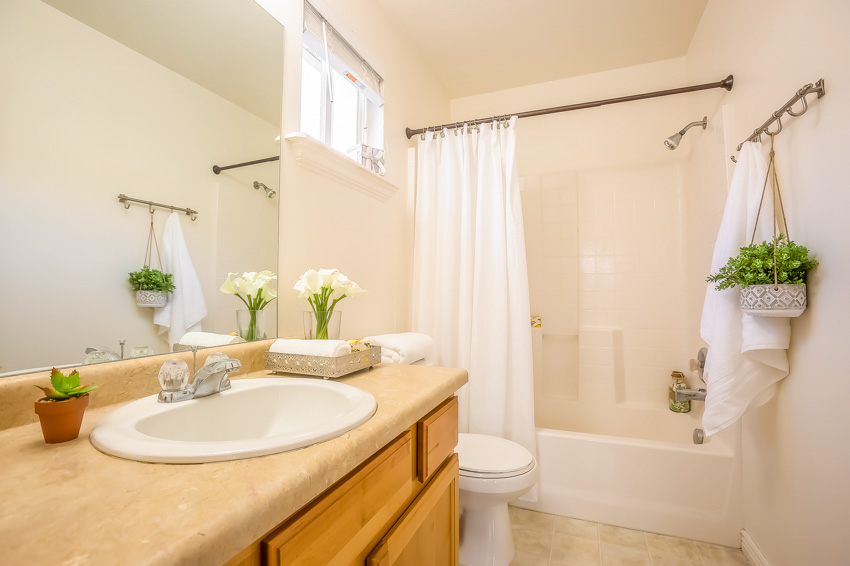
[363,332,433,364]
[700,142,790,436]
[154,212,207,349]
[412,116,537,477]
[513,426,743,547]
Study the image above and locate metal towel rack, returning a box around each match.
[118,194,198,221]
[730,79,826,162]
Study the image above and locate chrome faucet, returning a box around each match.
[157,358,241,403]
[674,388,707,402]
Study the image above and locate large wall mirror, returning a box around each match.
[0,0,284,376]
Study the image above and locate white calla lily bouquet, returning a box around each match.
[294,269,366,339]
[220,271,277,341]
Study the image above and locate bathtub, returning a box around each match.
[512,426,743,547]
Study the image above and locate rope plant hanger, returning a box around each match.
[144,206,163,271]
[750,133,790,288]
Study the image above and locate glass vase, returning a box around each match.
[303,310,341,340]
[237,309,266,342]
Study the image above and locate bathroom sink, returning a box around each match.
[90,378,377,463]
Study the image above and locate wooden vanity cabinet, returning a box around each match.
[226,396,458,566]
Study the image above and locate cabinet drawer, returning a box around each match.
[416,397,458,483]
[367,454,459,566]
[262,431,416,566]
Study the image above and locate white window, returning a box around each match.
[301,3,385,174]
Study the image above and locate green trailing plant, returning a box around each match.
[35,368,98,401]
[128,266,176,293]
[706,234,818,291]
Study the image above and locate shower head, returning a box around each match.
[664,116,707,150]
[253,181,277,199]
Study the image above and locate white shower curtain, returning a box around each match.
[412,116,537,465]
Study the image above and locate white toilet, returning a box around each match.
[457,433,538,566]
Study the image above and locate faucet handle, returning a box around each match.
[158,359,190,392]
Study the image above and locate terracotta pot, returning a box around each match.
[34,395,90,444]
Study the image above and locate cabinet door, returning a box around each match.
[262,431,417,566]
[366,454,459,566]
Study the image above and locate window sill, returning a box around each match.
[284,133,399,202]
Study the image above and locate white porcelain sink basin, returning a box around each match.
[90,378,377,463]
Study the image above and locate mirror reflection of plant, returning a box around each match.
[128,266,176,292]
[706,234,818,291]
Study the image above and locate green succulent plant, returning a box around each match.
[706,234,818,291]
[128,266,176,292]
[35,368,98,401]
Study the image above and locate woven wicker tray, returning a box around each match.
[264,346,381,379]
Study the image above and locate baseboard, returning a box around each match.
[741,530,771,566]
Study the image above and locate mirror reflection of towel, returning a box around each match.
[154,212,207,349]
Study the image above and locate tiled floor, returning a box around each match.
[509,507,749,566]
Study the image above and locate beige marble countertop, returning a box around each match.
[0,363,467,566]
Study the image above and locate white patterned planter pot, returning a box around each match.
[136,290,167,308]
[740,284,807,317]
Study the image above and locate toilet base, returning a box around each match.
[459,503,514,566]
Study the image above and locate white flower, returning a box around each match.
[220,270,278,310]
[294,269,323,298]
[293,268,366,308]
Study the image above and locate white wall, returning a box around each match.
[273,0,450,339]
[684,0,850,562]
[0,0,279,372]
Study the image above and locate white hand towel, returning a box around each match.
[178,332,245,347]
[364,333,434,365]
[269,339,351,357]
[700,142,790,436]
[154,212,208,349]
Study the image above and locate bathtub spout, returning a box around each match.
[675,388,707,402]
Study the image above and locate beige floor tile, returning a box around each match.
[554,516,599,541]
[645,533,701,562]
[512,508,557,532]
[598,525,647,548]
[694,541,749,566]
[513,527,554,559]
[649,557,703,566]
[509,551,549,566]
[600,542,652,566]
[550,532,601,564]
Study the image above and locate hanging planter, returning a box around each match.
[707,135,818,318]
[128,208,175,307]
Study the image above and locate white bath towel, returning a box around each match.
[700,142,790,436]
[269,339,351,357]
[178,332,245,347]
[154,212,207,349]
[364,332,434,365]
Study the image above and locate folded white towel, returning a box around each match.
[700,141,790,437]
[269,339,351,357]
[178,332,246,347]
[365,333,434,365]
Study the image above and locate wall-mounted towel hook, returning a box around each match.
[763,115,783,136]
[785,95,808,117]
[190,212,197,221]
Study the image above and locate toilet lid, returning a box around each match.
[456,433,534,474]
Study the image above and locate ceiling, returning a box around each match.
[373,0,708,99]
[41,0,284,126]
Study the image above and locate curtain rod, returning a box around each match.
[212,156,279,174]
[405,75,734,139]
[730,79,825,162]
[118,194,198,221]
